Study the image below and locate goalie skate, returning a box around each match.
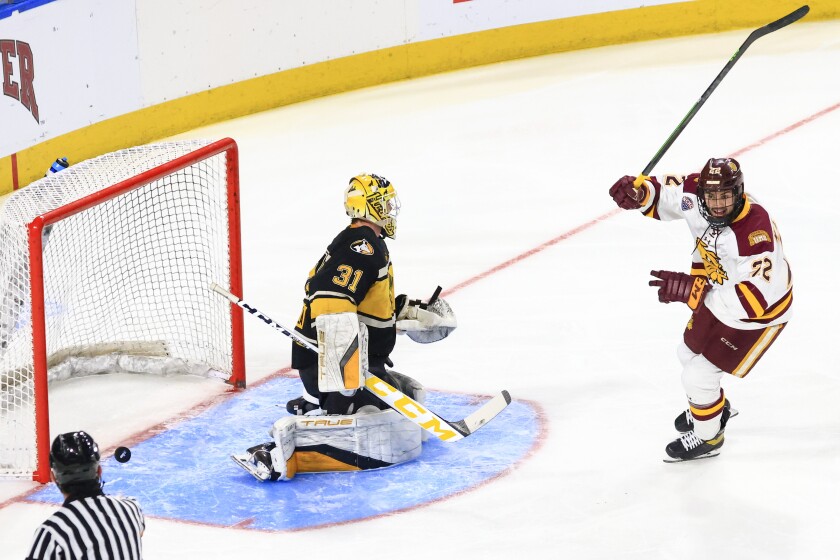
[231,443,278,482]
[231,453,272,481]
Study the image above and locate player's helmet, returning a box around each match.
[697,157,745,228]
[50,431,100,486]
[344,174,400,239]
[45,157,69,176]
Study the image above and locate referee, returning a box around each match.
[25,431,145,559]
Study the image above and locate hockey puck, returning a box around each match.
[114,446,131,463]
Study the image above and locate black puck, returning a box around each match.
[114,446,131,463]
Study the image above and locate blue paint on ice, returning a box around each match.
[28,376,540,531]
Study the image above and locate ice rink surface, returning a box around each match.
[2,17,840,560]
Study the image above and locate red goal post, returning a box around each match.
[0,138,245,482]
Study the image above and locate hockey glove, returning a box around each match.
[649,270,708,310]
[609,175,648,210]
[396,292,457,344]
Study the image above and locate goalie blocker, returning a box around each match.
[316,312,368,392]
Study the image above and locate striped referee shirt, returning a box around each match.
[25,494,144,560]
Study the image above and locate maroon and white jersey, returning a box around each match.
[638,173,792,330]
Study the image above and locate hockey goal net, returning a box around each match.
[0,138,245,482]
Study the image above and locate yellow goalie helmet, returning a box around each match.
[344,174,400,239]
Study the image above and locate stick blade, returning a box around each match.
[451,390,512,436]
[749,5,809,42]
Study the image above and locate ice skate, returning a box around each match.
[285,396,324,416]
[674,399,738,433]
[231,442,279,481]
[663,430,725,462]
[664,405,731,463]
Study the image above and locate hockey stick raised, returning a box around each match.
[633,5,810,187]
[210,282,511,442]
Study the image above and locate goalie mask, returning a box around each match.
[697,157,745,228]
[344,174,400,239]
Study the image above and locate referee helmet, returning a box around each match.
[50,431,101,486]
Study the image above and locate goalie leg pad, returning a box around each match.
[281,408,423,474]
[316,312,368,392]
[267,417,299,480]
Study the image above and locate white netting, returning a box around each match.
[0,139,237,477]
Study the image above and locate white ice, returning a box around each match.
[2,18,840,560]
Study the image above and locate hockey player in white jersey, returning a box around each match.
[609,158,792,461]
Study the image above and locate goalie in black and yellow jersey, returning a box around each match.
[232,173,457,481]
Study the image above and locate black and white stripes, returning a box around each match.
[25,495,144,560]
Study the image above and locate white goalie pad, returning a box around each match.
[268,417,298,480]
[271,408,423,471]
[397,297,457,344]
[316,312,368,392]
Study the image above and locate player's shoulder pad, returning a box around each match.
[679,173,700,196]
[731,200,774,256]
[337,226,389,262]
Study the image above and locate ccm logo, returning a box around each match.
[1,39,38,122]
[721,338,738,351]
[365,376,460,441]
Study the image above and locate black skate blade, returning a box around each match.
[662,449,721,463]
[230,454,269,482]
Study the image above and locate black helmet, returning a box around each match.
[50,431,100,486]
[697,157,745,228]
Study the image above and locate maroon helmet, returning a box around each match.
[697,157,745,228]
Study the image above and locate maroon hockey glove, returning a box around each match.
[649,270,709,310]
[609,176,647,210]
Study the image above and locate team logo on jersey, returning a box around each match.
[695,238,728,285]
[748,230,770,246]
[350,239,374,255]
[681,196,694,211]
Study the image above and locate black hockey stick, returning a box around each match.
[424,286,443,308]
[210,283,512,442]
[633,5,810,187]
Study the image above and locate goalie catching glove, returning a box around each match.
[396,292,457,344]
[649,270,709,310]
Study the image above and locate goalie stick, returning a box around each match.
[633,4,810,187]
[210,282,511,442]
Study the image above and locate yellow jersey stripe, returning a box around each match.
[737,283,765,317]
[311,297,357,317]
[733,324,783,378]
